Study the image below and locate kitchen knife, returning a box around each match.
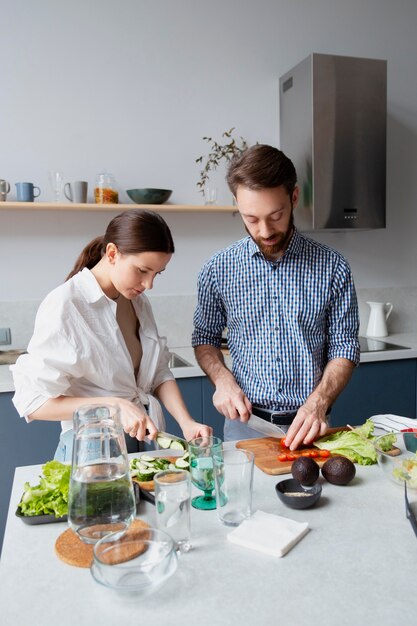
[247,413,287,438]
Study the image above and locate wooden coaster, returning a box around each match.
[55,519,150,568]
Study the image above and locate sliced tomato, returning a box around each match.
[318,449,331,458]
[286,453,296,461]
[309,450,319,458]
[281,438,289,448]
[300,451,312,457]
[277,453,288,462]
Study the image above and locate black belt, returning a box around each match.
[251,406,298,426]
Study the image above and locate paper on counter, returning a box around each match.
[369,414,417,432]
[227,510,309,558]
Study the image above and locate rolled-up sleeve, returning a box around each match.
[327,258,360,366]
[192,261,226,348]
[11,328,81,420]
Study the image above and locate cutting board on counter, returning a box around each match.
[236,427,349,476]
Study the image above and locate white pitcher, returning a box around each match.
[366,301,393,337]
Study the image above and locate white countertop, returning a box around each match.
[2,334,417,394]
[1,454,416,626]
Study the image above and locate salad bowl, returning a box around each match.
[374,432,417,490]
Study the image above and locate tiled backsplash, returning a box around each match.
[1,288,417,350]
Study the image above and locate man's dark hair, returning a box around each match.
[226,144,297,197]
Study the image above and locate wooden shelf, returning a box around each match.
[0,201,236,213]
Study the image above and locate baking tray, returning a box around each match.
[15,508,68,525]
[15,481,153,525]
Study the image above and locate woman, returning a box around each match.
[11,209,212,461]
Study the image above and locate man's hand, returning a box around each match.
[284,357,355,450]
[194,344,252,421]
[213,375,252,421]
[284,403,328,450]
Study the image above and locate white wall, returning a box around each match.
[1,0,417,300]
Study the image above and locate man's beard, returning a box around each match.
[246,210,294,258]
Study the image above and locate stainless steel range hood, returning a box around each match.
[279,53,387,231]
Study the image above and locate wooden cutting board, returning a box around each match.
[236,427,348,476]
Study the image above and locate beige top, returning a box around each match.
[116,295,142,378]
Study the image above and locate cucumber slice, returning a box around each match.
[156,436,173,449]
[170,440,186,451]
[181,451,189,460]
[135,470,155,481]
[140,454,156,462]
[168,463,177,470]
[175,458,190,469]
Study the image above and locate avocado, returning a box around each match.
[321,456,356,485]
[291,457,320,486]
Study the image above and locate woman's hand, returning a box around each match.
[117,398,158,441]
[181,421,213,442]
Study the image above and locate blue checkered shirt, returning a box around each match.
[192,229,360,411]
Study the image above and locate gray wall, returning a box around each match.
[1,0,417,300]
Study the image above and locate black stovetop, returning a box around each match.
[359,336,410,353]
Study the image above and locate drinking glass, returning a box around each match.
[213,449,254,526]
[68,404,136,544]
[188,436,223,510]
[204,185,217,206]
[48,170,64,202]
[154,469,191,553]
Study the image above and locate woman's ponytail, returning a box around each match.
[65,236,104,281]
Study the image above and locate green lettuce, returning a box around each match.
[18,460,71,517]
[314,419,396,466]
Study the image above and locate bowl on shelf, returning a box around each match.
[275,478,322,509]
[374,432,417,491]
[91,526,177,594]
[126,188,172,205]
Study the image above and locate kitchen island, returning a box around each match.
[1,456,416,626]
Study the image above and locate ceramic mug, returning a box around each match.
[64,181,88,203]
[0,179,11,201]
[15,182,41,202]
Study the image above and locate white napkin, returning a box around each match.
[369,414,417,432]
[227,510,309,558]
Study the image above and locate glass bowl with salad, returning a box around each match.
[374,432,417,490]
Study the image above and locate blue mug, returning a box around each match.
[15,182,41,202]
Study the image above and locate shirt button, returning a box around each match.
[278,388,283,392]
[276,357,281,362]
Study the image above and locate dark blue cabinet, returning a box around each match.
[161,378,204,437]
[331,359,417,427]
[0,393,61,556]
[161,377,224,439]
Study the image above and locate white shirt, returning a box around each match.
[11,268,174,433]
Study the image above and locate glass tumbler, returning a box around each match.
[154,469,191,553]
[68,404,136,544]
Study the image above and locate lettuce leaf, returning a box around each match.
[18,460,70,518]
[314,419,396,466]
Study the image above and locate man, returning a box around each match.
[192,144,360,450]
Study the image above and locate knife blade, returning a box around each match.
[247,413,287,438]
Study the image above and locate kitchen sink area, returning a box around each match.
[168,352,193,368]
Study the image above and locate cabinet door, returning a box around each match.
[0,393,62,555]
[201,378,225,439]
[161,378,203,438]
[331,359,417,427]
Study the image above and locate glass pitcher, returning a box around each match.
[68,404,136,544]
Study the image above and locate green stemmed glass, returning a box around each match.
[188,436,223,510]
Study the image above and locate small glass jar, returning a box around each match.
[94,171,119,204]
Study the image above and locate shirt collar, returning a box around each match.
[75,268,111,304]
[247,227,303,260]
